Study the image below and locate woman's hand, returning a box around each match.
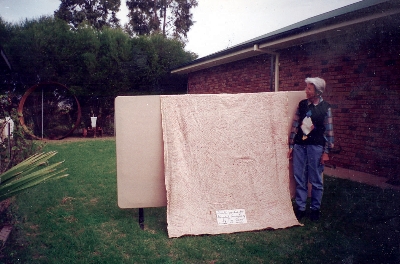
[320,153,329,164]
[287,149,293,159]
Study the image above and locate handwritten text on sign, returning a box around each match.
[216,209,247,225]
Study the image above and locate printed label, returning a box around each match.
[216,209,247,225]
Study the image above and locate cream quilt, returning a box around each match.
[161,92,300,238]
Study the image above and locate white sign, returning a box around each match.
[216,209,247,225]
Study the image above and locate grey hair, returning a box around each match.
[305,77,326,94]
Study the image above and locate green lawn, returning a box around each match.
[2,138,400,263]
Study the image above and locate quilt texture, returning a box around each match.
[161,92,300,238]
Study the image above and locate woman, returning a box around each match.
[287,77,334,221]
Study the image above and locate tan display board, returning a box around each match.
[116,91,305,209]
[115,96,166,208]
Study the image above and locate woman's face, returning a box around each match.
[305,83,317,99]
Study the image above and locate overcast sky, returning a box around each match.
[1,0,361,58]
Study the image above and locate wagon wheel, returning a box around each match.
[18,82,81,140]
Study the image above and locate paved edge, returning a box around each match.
[325,167,400,191]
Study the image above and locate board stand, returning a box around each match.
[139,208,144,230]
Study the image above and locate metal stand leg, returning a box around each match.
[139,208,144,230]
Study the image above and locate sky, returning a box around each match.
[0,0,361,58]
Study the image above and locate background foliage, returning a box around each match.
[53,0,198,41]
[0,94,42,173]
[54,0,121,30]
[0,15,196,133]
[125,0,198,40]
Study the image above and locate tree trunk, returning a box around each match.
[162,3,167,37]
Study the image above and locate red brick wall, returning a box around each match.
[188,55,272,94]
[187,30,400,180]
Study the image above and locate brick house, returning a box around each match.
[172,0,400,182]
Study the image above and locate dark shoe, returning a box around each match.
[310,209,320,221]
[295,209,306,221]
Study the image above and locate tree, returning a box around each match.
[129,34,197,94]
[0,17,12,48]
[125,0,198,40]
[54,0,121,30]
[6,16,75,90]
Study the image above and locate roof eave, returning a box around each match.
[172,0,399,75]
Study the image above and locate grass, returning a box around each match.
[1,138,400,263]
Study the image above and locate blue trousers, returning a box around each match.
[293,144,324,211]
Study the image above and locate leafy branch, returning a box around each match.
[0,151,68,202]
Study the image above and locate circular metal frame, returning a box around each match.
[17,82,82,140]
